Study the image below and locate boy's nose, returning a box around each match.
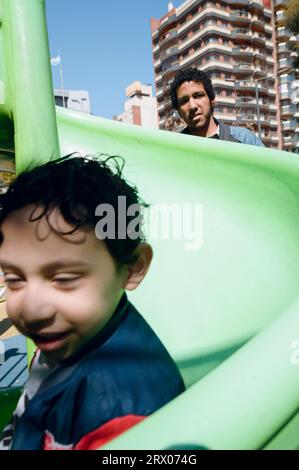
[20,284,56,328]
[22,305,56,330]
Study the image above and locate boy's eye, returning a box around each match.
[53,275,82,286]
[3,275,25,289]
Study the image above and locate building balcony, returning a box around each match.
[162,98,173,111]
[276,27,292,40]
[250,0,264,13]
[200,60,233,73]
[231,29,252,41]
[278,43,289,54]
[152,29,159,40]
[158,14,176,34]
[251,18,265,32]
[153,44,159,55]
[236,97,257,107]
[160,30,177,47]
[278,57,294,71]
[236,114,271,126]
[259,101,270,111]
[235,81,268,95]
[253,67,268,78]
[156,88,163,99]
[232,46,253,58]
[233,63,255,74]
[281,120,297,131]
[160,46,178,62]
[180,43,232,66]
[154,58,161,70]
[159,117,166,128]
[269,131,279,140]
[265,24,273,34]
[251,34,266,46]
[274,0,287,9]
[155,73,162,85]
[275,11,285,25]
[177,6,230,35]
[223,0,249,6]
[155,60,162,75]
[230,13,251,26]
[161,62,180,78]
[253,51,267,62]
[262,133,272,142]
[283,136,297,147]
[212,78,235,89]
[280,91,293,101]
[178,26,229,53]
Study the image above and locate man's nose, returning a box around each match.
[189,97,197,110]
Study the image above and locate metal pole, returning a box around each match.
[58,49,66,108]
[255,81,262,140]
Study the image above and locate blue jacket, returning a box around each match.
[9,295,185,450]
[182,119,264,147]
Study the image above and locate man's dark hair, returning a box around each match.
[0,154,146,265]
[170,68,215,110]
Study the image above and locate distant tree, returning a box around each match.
[284,0,299,34]
[284,0,299,68]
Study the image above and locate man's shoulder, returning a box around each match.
[229,125,264,147]
[181,127,190,134]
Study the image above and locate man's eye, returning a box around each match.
[178,97,188,106]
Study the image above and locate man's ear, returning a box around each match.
[124,243,153,291]
[210,99,215,112]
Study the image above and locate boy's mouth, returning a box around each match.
[30,331,71,352]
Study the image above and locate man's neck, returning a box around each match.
[189,116,218,138]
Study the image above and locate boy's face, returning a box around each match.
[0,205,127,365]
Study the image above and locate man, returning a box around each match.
[170,68,264,146]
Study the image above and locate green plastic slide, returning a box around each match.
[1,0,299,449]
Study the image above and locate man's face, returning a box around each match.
[176,81,214,134]
[0,205,127,365]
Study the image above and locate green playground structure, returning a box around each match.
[1,0,299,450]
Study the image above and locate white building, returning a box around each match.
[54,89,91,114]
[114,81,159,129]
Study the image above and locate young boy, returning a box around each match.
[0,155,184,450]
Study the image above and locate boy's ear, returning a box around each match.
[124,243,153,291]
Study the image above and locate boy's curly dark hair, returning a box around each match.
[170,68,215,110]
[0,154,147,265]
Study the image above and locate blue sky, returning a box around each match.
[46,1,182,119]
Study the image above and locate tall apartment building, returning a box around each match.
[113,81,158,129]
[151,0,299,152]
[274,0,299,153]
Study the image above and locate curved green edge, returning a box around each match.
[1,0,299,450]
